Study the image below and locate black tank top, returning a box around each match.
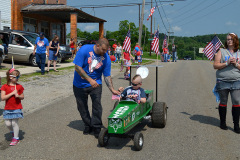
[50,41,59,51]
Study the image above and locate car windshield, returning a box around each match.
[22,34,37,44]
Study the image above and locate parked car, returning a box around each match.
[184,56,192,60]
[0,29,71,66]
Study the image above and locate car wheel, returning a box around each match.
[113,100,119,110]
[57,53,62,64]
[151,102,167,128]
[98,128,109,147]
[30,55,37,66]
[133,132,144,151]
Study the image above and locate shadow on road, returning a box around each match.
[181,112,220,127]
[67,120,84,132]
[0,130,25,150]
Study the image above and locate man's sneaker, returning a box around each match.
[93,128,101,138]
[83,126,92,135]
[10,138,19,146]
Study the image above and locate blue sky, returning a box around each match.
[67,0,240,37]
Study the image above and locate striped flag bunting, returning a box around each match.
[123,30,131,53]
[151,29,160,54]
[203,35,222,61]
[147,6,157,21]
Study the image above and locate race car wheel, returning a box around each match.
[133,132,144,151]
[98,128,109,147]
[113,100,119,110]
[152,102,167,128]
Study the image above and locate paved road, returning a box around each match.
[0,60,240,160]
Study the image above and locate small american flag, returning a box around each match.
[123,30,131,53]
[162,34,167,49]
[151,29,160,54]
[147,6,157,21]
[203,35,222,61]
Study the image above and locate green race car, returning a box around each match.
[98,89,167,151]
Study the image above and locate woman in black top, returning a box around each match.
[47,35,60,72]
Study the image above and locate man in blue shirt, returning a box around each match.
[33,32,49,75]
[73,38,120,138]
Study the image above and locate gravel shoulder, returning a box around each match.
[0,63,124,124]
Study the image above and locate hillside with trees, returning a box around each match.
[69,20,238,60]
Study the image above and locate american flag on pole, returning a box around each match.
[151,29,160,54]
[203,35,223,61]
[147,6,157,21]
[123,30,131,53]
[162,34,168,49]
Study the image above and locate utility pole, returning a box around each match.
[193,47,196,60]
[149,0,152,56]
[138,0,145,47]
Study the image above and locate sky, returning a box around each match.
[66,0,240,37]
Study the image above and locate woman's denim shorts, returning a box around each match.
[3,109,23,120]
[216,79,240,91]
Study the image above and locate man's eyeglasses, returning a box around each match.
[10,75,20,80]
[132,82,141,86]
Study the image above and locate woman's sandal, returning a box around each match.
[54,70,59,72]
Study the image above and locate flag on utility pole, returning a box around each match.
[123,30,131,53]
[151,29,160,54]
[147,5,157,21]
[203,35,223,61]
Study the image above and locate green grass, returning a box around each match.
[142,52,160,60]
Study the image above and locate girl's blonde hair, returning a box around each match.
[6,69,20,85]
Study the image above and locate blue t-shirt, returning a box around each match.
[121,86,146,103]
[35,37,49,54]
[73,44,111,88]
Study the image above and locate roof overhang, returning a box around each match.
[21,4,107,23]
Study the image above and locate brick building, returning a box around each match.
[0,0,106,45]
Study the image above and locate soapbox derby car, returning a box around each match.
[98,65,167,151]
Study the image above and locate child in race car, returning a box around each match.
[118,74,146,104]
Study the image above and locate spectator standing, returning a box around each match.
[1,69,24,146]
[70,38,75,59]
[0,34,8,54]
[172,44,177,62]
[163,46,169,62]
[213,33,240,133]
[73,38,121,138]
[47,35,60,72]
[33,32,49,75]
[115,42,123,63]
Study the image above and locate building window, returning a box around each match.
[56,0,59,3]
[23,17,36,32]
[51,23,62,42]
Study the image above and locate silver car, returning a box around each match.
[1,30,61,66]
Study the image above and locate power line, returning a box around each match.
[175,0,235,27]
[172,0,220,25]
[154,0,168,33]
[158,0,171,31]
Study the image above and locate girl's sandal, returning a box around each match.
[54,70,59,72]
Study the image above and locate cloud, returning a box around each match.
[225,21,237,26]
[84,25,97,32]
[172,26,182,32]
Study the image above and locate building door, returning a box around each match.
[41,21,49,39]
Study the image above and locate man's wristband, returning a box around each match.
[226,62,228,66]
